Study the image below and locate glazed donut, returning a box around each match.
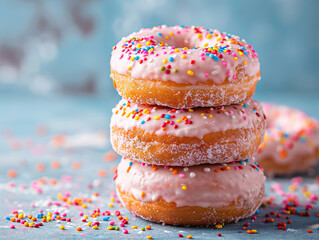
[110,98,266,166]
[257,103,319,176]
[115,157,265,226]
[110,25,260,109]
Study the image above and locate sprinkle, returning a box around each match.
[181,55,186,59]
[182,186,187,190]
[169,57,174,62]
[189,172,196,178]
[187,70,194,76]
[146,236,153,239]
[77,227,82,231]
[187,235,193,239]
[163,59,167,64]
[145,225,151,230]
[132,225,138,229]
[141,192,146,198]
[206,34,212,39]
[60,225,65,230]
[154,116,160,120]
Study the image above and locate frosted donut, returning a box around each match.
[115,157,265,226]
[256,103,319,176]
[110,25,260,108]
[110,98,266,166]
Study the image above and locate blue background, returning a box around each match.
[0,0,318,99]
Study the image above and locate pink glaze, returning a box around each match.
[257,103,319,175]
[116,158,265,208]
[111,25,260,85]
[111,98,265,139]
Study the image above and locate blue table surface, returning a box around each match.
[0,92,319,240]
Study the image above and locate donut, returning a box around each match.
[256,103,319,176]
[110,25,260,109]
[110,98,266,166]
[115,157,265,226]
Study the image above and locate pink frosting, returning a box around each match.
[257,103,319,174]
[111,25,260,85]
[116,157,265,208]
[111,98,265,139]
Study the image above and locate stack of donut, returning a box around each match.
[110,25,266,226]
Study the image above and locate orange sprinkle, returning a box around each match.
[7,170,17,178]
[98,169,107,178]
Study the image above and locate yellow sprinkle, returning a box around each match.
[147,236,153,239]
[187,235,192,239]
[163,59,168,64]
[197,33,202,38]
[182,186,187,190]
[128,66,132,70]
[130,57,135,61]
[177,119,182,123]
[181,54,186,59]
[82,204,87,209]
[60,225,65,230]
[234,57,238,61]
[165,36,170,40]
[183,47,188,50]
[239,52,244,56]
[204,43,208,47]
[141,192,146,198]
[251,229,257,233]
[87,221,92,226]
[84,215,88,219]
[47,217,51,221]
[154,116,160,120]
[209,114,213,118]
[243,61,247,65]
[108,203,114,208]
[215,224,223,229]
[132,225,138,229]
[187,70,194,76]
[188,109,193,112]
[216,37,221,41]
[146,41,151,46]
[169,32,174,36]
[18,213,24,219]
[134,116,139,120]
[24,222,29,227]
[29,222,34,227]
[201,113,205,116]
[137,43,142,48]
[174,49,180,52]
[107,226,113,230]
[124,217,129,220]
[110,197,115,202]
[206,34,212,39]
[47,212,52,216]
[92,225,98,230]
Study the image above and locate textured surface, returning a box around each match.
[0,93,319,239]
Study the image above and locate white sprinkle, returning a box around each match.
[204,167,210,172]
[183,167,189,172]
[190,172,196,178]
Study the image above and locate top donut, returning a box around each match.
[110,25,260,108]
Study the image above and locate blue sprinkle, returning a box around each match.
[157,33,162,36]
[6,217,10,221]
[141,120,145,124]
[135,56,139,60]
[169,57,174,62]
[300,138,306,143]
[123,103,126,106]
[256,168,260,171]
[135,109,139,112]
[164,115,171,119]
[244,52,248,55]
[245,159,250,162]
[129,162,133,167]
[254,162,258,166]
[284,133,289,138]
[243,104,248,108]
[103,217,110,221]
[205,53,210,56]
[213,56,219,62]
[209,54,214,58]
[239,161,244,165]
[255,209,260,214]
